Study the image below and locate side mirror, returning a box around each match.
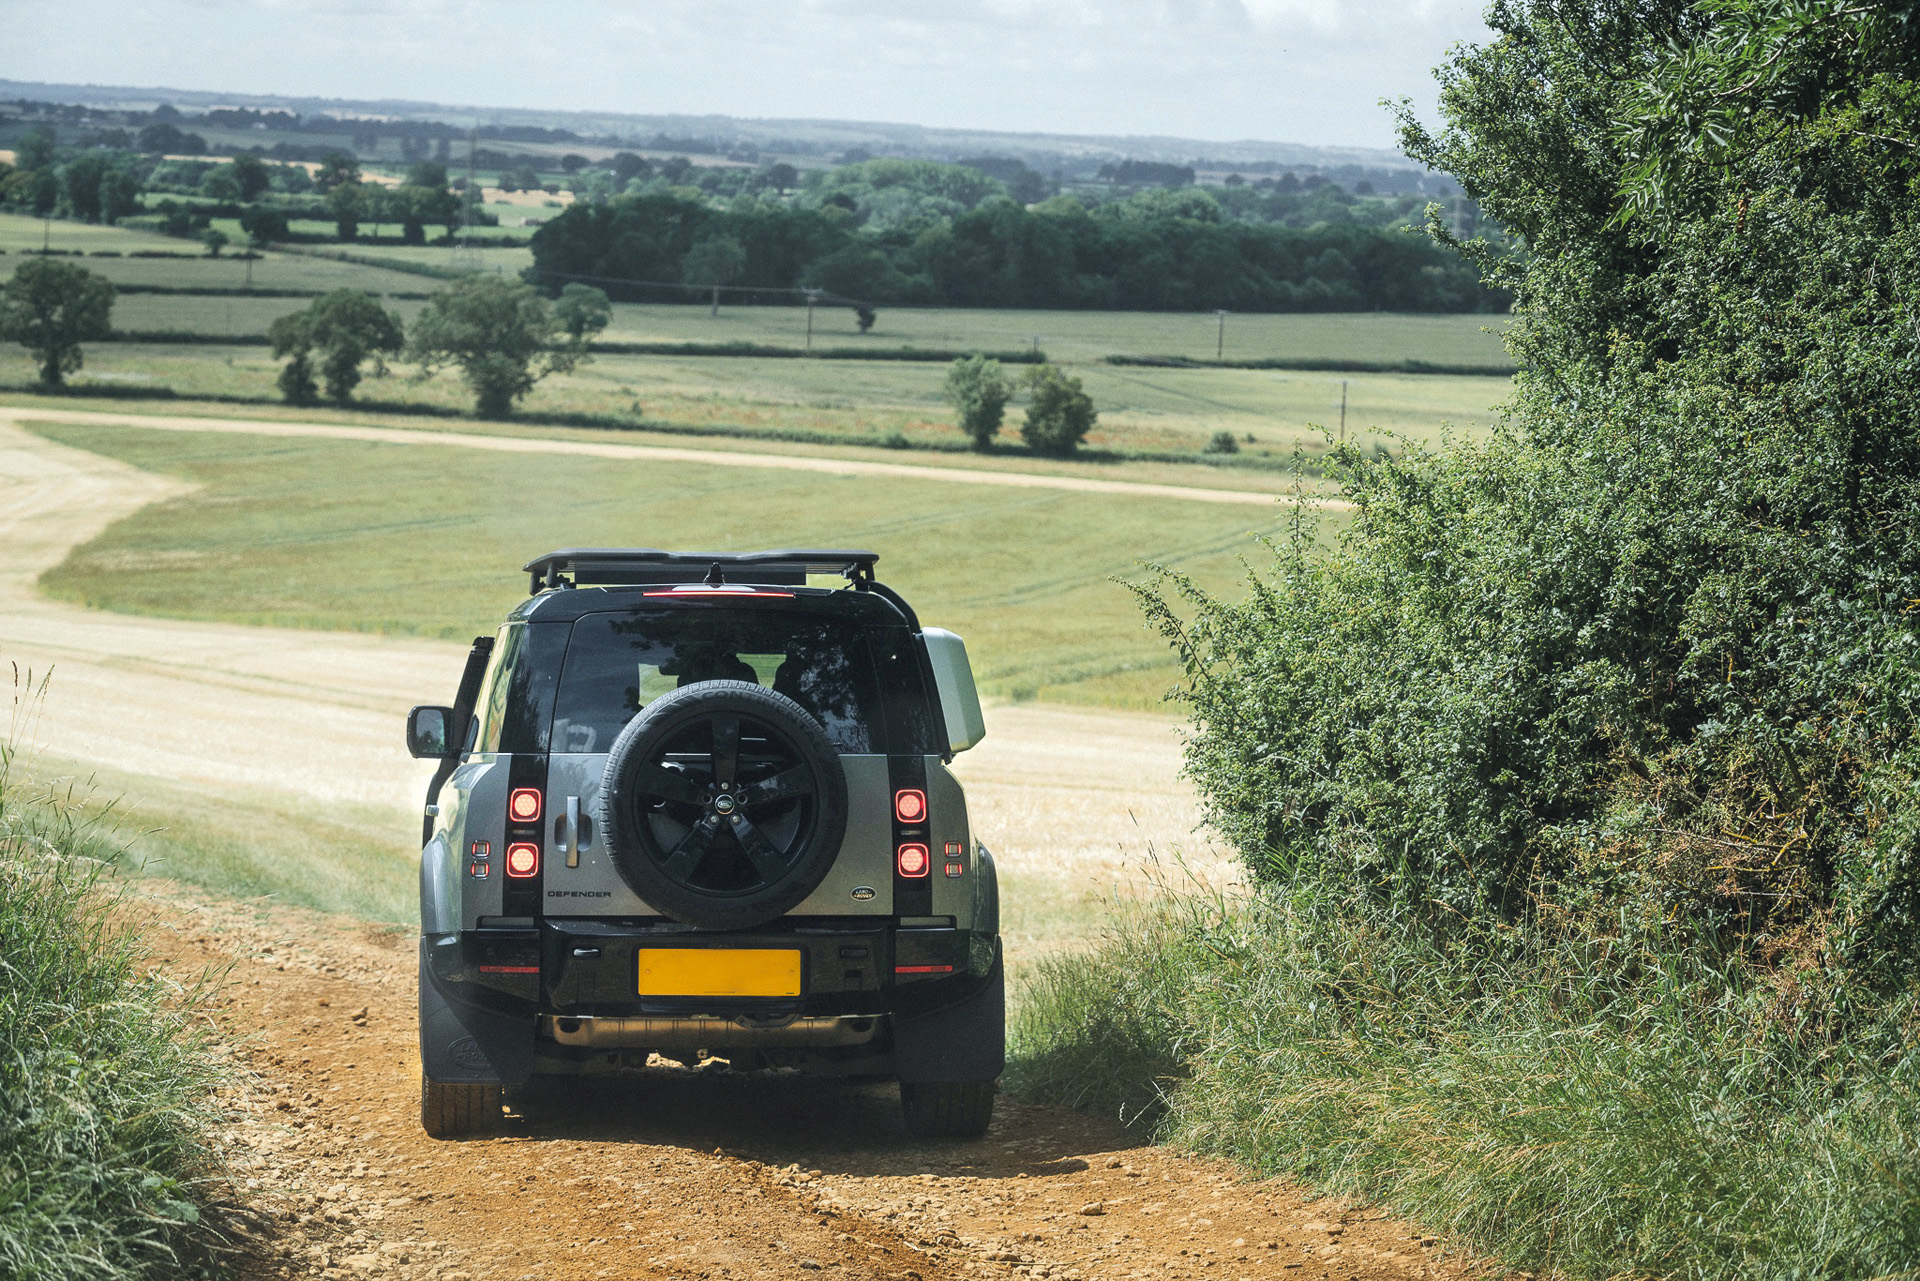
[921,628,986,754]
[407,705,456,759]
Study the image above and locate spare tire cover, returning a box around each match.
[597,680,848,930]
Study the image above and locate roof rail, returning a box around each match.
[522,548,880,595]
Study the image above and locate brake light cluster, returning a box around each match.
[896,842,930,878]
[504,788,543,878]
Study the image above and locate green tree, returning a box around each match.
[682,235,746,315]
[14,129,55,173]
[802,244,900,301]
[229,153,270,201]
[270,325,318,405]
[201,227,229,257]
[22,168,59,218]
[60,152,111,221]
[1018,364,1096,456]
[405,161,448,188]
[328,181,365,241]
[942,355,1011,450]
[197,166,241,202]
[239,204,289,247]
[269,290,404,406]
[98,168,141,223]
[314,151,360,193]
[0,258,115,388]
[553,283,611,342]
[406,274,579,418]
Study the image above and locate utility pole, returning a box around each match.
[711,284,720,318]
[803,289,819,351]
[1215,309,1228,361]
[1029,334,1041,358]
[1339,379,1348,443]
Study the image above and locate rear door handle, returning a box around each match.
[565,795,581,868]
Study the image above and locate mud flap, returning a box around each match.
[894,943,1004,1084]
[418,939,535,1086]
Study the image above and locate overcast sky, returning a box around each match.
[3,0,1490,151]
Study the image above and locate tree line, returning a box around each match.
[527,178,1505,313]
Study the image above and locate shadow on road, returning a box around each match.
[493,1065,1136,1178]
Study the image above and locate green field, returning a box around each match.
[26,419,1320,709]
[4,339,1506,457]
[2,210,1512,458]
[2,213,1513,366]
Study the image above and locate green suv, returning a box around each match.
[406,550,1001,1139]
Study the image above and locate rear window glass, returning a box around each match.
[472,622,564,754]
[550,609,933,754]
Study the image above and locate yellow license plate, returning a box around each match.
[637,948,802,998]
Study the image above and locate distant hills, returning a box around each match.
[0,79,1450,193]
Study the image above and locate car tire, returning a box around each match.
[599,680,848,930]
[900,1079,996,1139]
[420,1074,503,1139]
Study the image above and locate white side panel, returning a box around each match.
[922,628,986,754]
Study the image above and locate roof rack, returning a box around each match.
[522,548,880,595]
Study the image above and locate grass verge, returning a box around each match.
[1011,885,1920,1278]
[0,728,232,1279]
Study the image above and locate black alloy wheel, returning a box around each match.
[598,681,847,929]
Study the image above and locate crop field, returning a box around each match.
[3,339,1507,457]
[24,418,1318,709]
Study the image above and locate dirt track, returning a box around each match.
[162,886,1478,1281]
[0,413,1483,1281]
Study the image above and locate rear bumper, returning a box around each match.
[422,916,994,1028]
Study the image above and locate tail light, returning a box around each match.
[505,843,540,878]
[509,788,542,823]
[896,842,930,878]
[893,789,926,824]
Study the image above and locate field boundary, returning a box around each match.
[1108,353,1516,377]
[1,405,1335,507]
[3,383,1316,474]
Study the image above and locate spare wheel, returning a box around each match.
[597,680,848,930]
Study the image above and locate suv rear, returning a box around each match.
[405,549,1001,1139]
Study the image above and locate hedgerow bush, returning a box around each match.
[1018,3,1920,1276]
[1147,0,1920,1011]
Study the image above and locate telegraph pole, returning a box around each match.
[803,289,819,350]
[1339,380,1348,442]
[1215,309,1228,361]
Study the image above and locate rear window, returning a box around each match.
[549,608,938,755]
[472,622,565,754]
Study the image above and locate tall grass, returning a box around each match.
[0,682,232,1280]
[1011,884,1920,1279]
